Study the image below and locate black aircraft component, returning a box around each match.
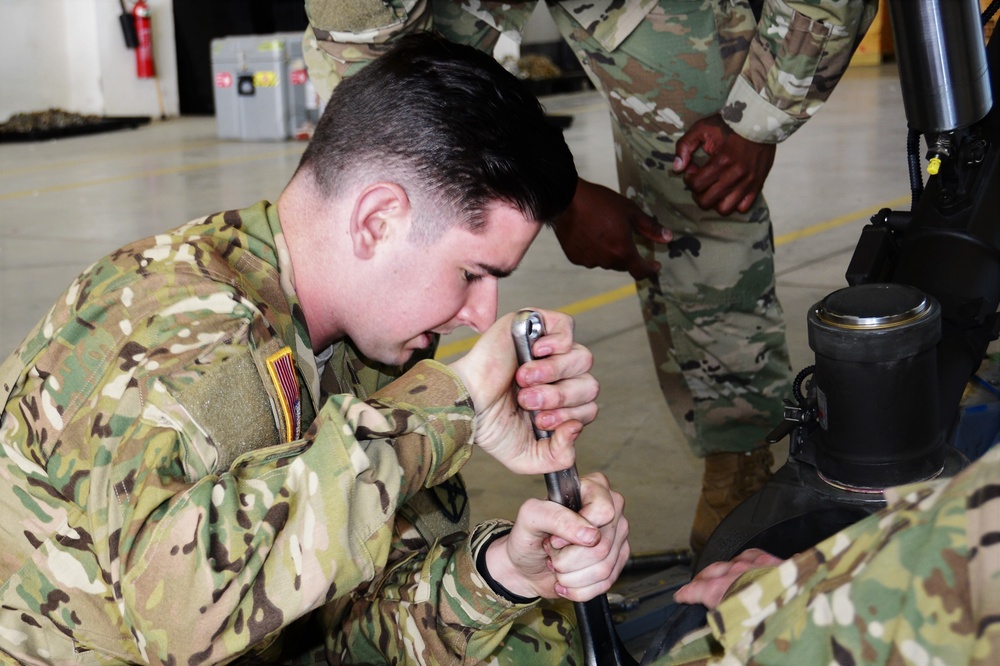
[699,0,998,573]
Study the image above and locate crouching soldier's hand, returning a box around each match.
[449,309,598,476]
[482,473,630,602]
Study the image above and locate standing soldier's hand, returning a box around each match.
[554,179,672,281]
[673,114,776,216]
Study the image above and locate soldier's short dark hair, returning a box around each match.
[296,32,578,240]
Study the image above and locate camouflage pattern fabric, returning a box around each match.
[544,1,790,456]
[303,0,874,456]
[652,440,1000,665]
[302,0,511,102]
[321,519,580,664]
[0,201,581,664]
[303,0,435,100]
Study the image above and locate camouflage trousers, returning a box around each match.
[303,0,793,458]
[546,2,793,456]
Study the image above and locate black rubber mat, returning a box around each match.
[0,110,150,143]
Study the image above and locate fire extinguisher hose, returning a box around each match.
[118,0,138,48]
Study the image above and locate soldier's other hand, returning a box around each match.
[484,473,630,601]
[448,310,597,475]
[673,548,784,609]
[673,114,776,216]
[554,179,671,281]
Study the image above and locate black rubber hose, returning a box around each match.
[906,126,924,210]
[792,365,815,406]
[983,0,999,26]
[620,549,693,575]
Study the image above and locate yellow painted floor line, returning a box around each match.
[435,194,912,360]
[774,194,911,245]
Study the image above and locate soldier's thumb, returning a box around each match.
[673,136,699,172]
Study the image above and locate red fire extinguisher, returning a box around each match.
[133,0,155,79]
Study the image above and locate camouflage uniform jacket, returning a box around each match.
[460,0,878,143]
[657,441,1000,665]
[309,0,876,144]
[0,201,535,664]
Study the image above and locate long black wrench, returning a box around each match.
[512,310,638,666]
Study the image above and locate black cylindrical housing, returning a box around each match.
[807,284,944,488]
[886,0,992,133]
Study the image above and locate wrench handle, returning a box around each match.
[510,310,638,666]
[511,309,554,440]
[511,310,585,509]
[545,466,583,512]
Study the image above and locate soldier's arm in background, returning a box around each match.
[674,0,880,214]
[652,441,1000,665]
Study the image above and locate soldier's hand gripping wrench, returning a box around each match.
[512,309,638,666]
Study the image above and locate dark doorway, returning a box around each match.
[173,0,307,115]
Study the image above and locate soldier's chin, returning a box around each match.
[376,336,425,364]
[410,332,433,351]
[396,333,435,363]
[356,340,416,367]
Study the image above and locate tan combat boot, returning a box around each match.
[689,446,774,556]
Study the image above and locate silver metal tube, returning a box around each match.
[887,0,992,132]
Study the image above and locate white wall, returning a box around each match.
[0,0,179,122]
[0,1,561,123]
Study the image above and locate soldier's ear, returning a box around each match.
[349,182,412,259]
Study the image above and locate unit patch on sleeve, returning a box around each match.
[266,347,302,442]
